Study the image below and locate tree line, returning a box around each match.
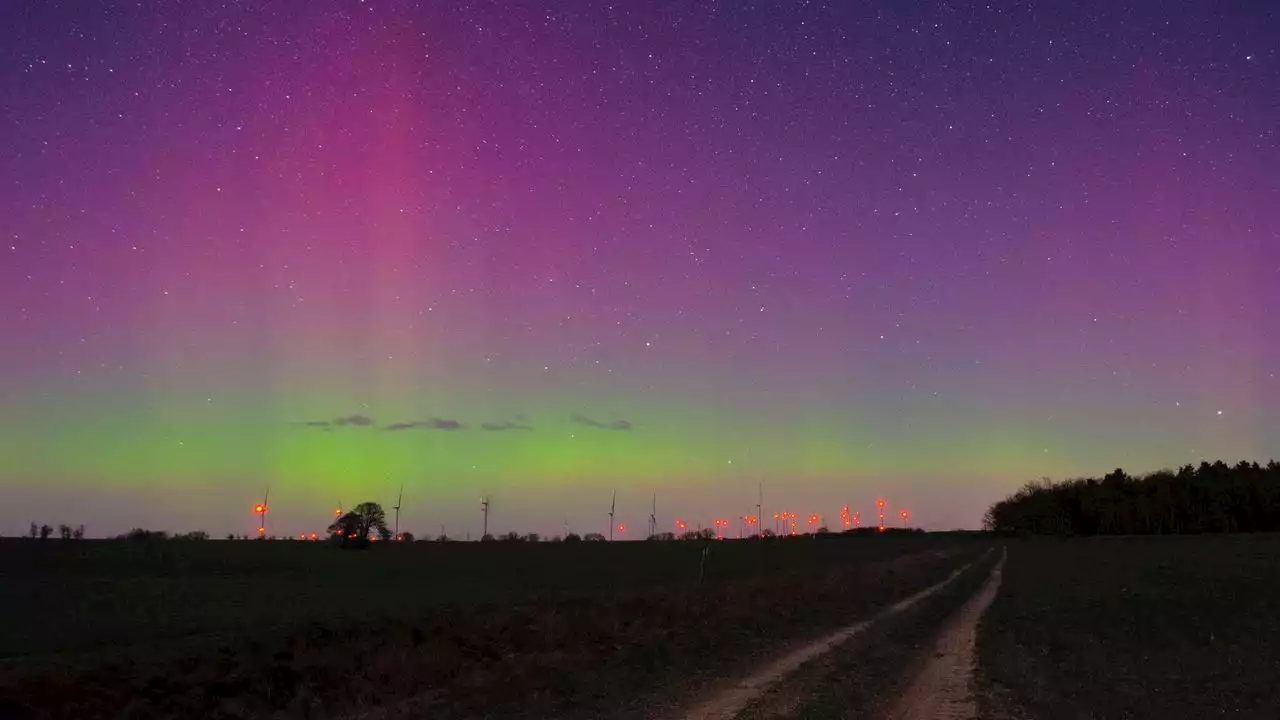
[25,522,85,540]
[984,460,1280,535]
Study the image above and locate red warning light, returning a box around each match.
[617,523,625,533]
[675,519,687,531]
[257,526,265,535]
[254,504,267,514]
[334,508,343,517]
[876,499,885,509]
[310,532,318,541]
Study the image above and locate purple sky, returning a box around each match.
[1,1,1278,538]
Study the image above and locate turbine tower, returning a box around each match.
[481,495,491,538]
[648,493,657,539]
[757,482,763,540]
[393,485,403,540]
[609,490,617,541]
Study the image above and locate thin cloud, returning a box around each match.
[481,421,533,431]
[383,418,466,431]
[571,414,633,431]
[293,415,374,429]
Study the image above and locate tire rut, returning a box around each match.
[670,549,992,720]
[881,547,1007,720]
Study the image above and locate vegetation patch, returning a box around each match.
[976,536,1280,719]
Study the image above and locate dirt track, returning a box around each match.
[881,547,1006,720]
[673,551,989,720]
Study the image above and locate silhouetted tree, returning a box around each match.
[500,531,522,542]
[985,460,1280,536]
[173,530,209,540]
[327,502,389,549]
[58,524,72,540]
[399,531,415,542]
[73,525,84,540]
[28,522,37,539]
[563,533,582,542]
[38,524,52,540]
[522,532,540,542]
[119,528,169,541]
[583,532,607,541]
[480,533,495,542]
[649,532,676,541]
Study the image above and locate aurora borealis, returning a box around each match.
[2,1,1278,538]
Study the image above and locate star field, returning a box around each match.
[1,1,1278,537]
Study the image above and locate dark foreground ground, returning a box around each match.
[977,535,1280,719]
[0,534,986,719]
[736,548,1001,720]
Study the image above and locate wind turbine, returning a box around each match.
[481,495,491,538]
[648,492,657,539]
[609,490,617,541]
[757,482,763,541]
[253,487,270,537]
[393,484,403,540]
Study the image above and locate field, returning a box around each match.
[9,534,1279,719]
[0,534,987,719]
[976,535,1280,719]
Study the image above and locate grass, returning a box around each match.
[977,535,1280,719]
[0,535,988,719]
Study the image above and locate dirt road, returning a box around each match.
[673,550,990,720]
[881,547,1006,720]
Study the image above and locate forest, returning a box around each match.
[984,460,1280,535]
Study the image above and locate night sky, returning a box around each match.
[2,1,1278,538]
